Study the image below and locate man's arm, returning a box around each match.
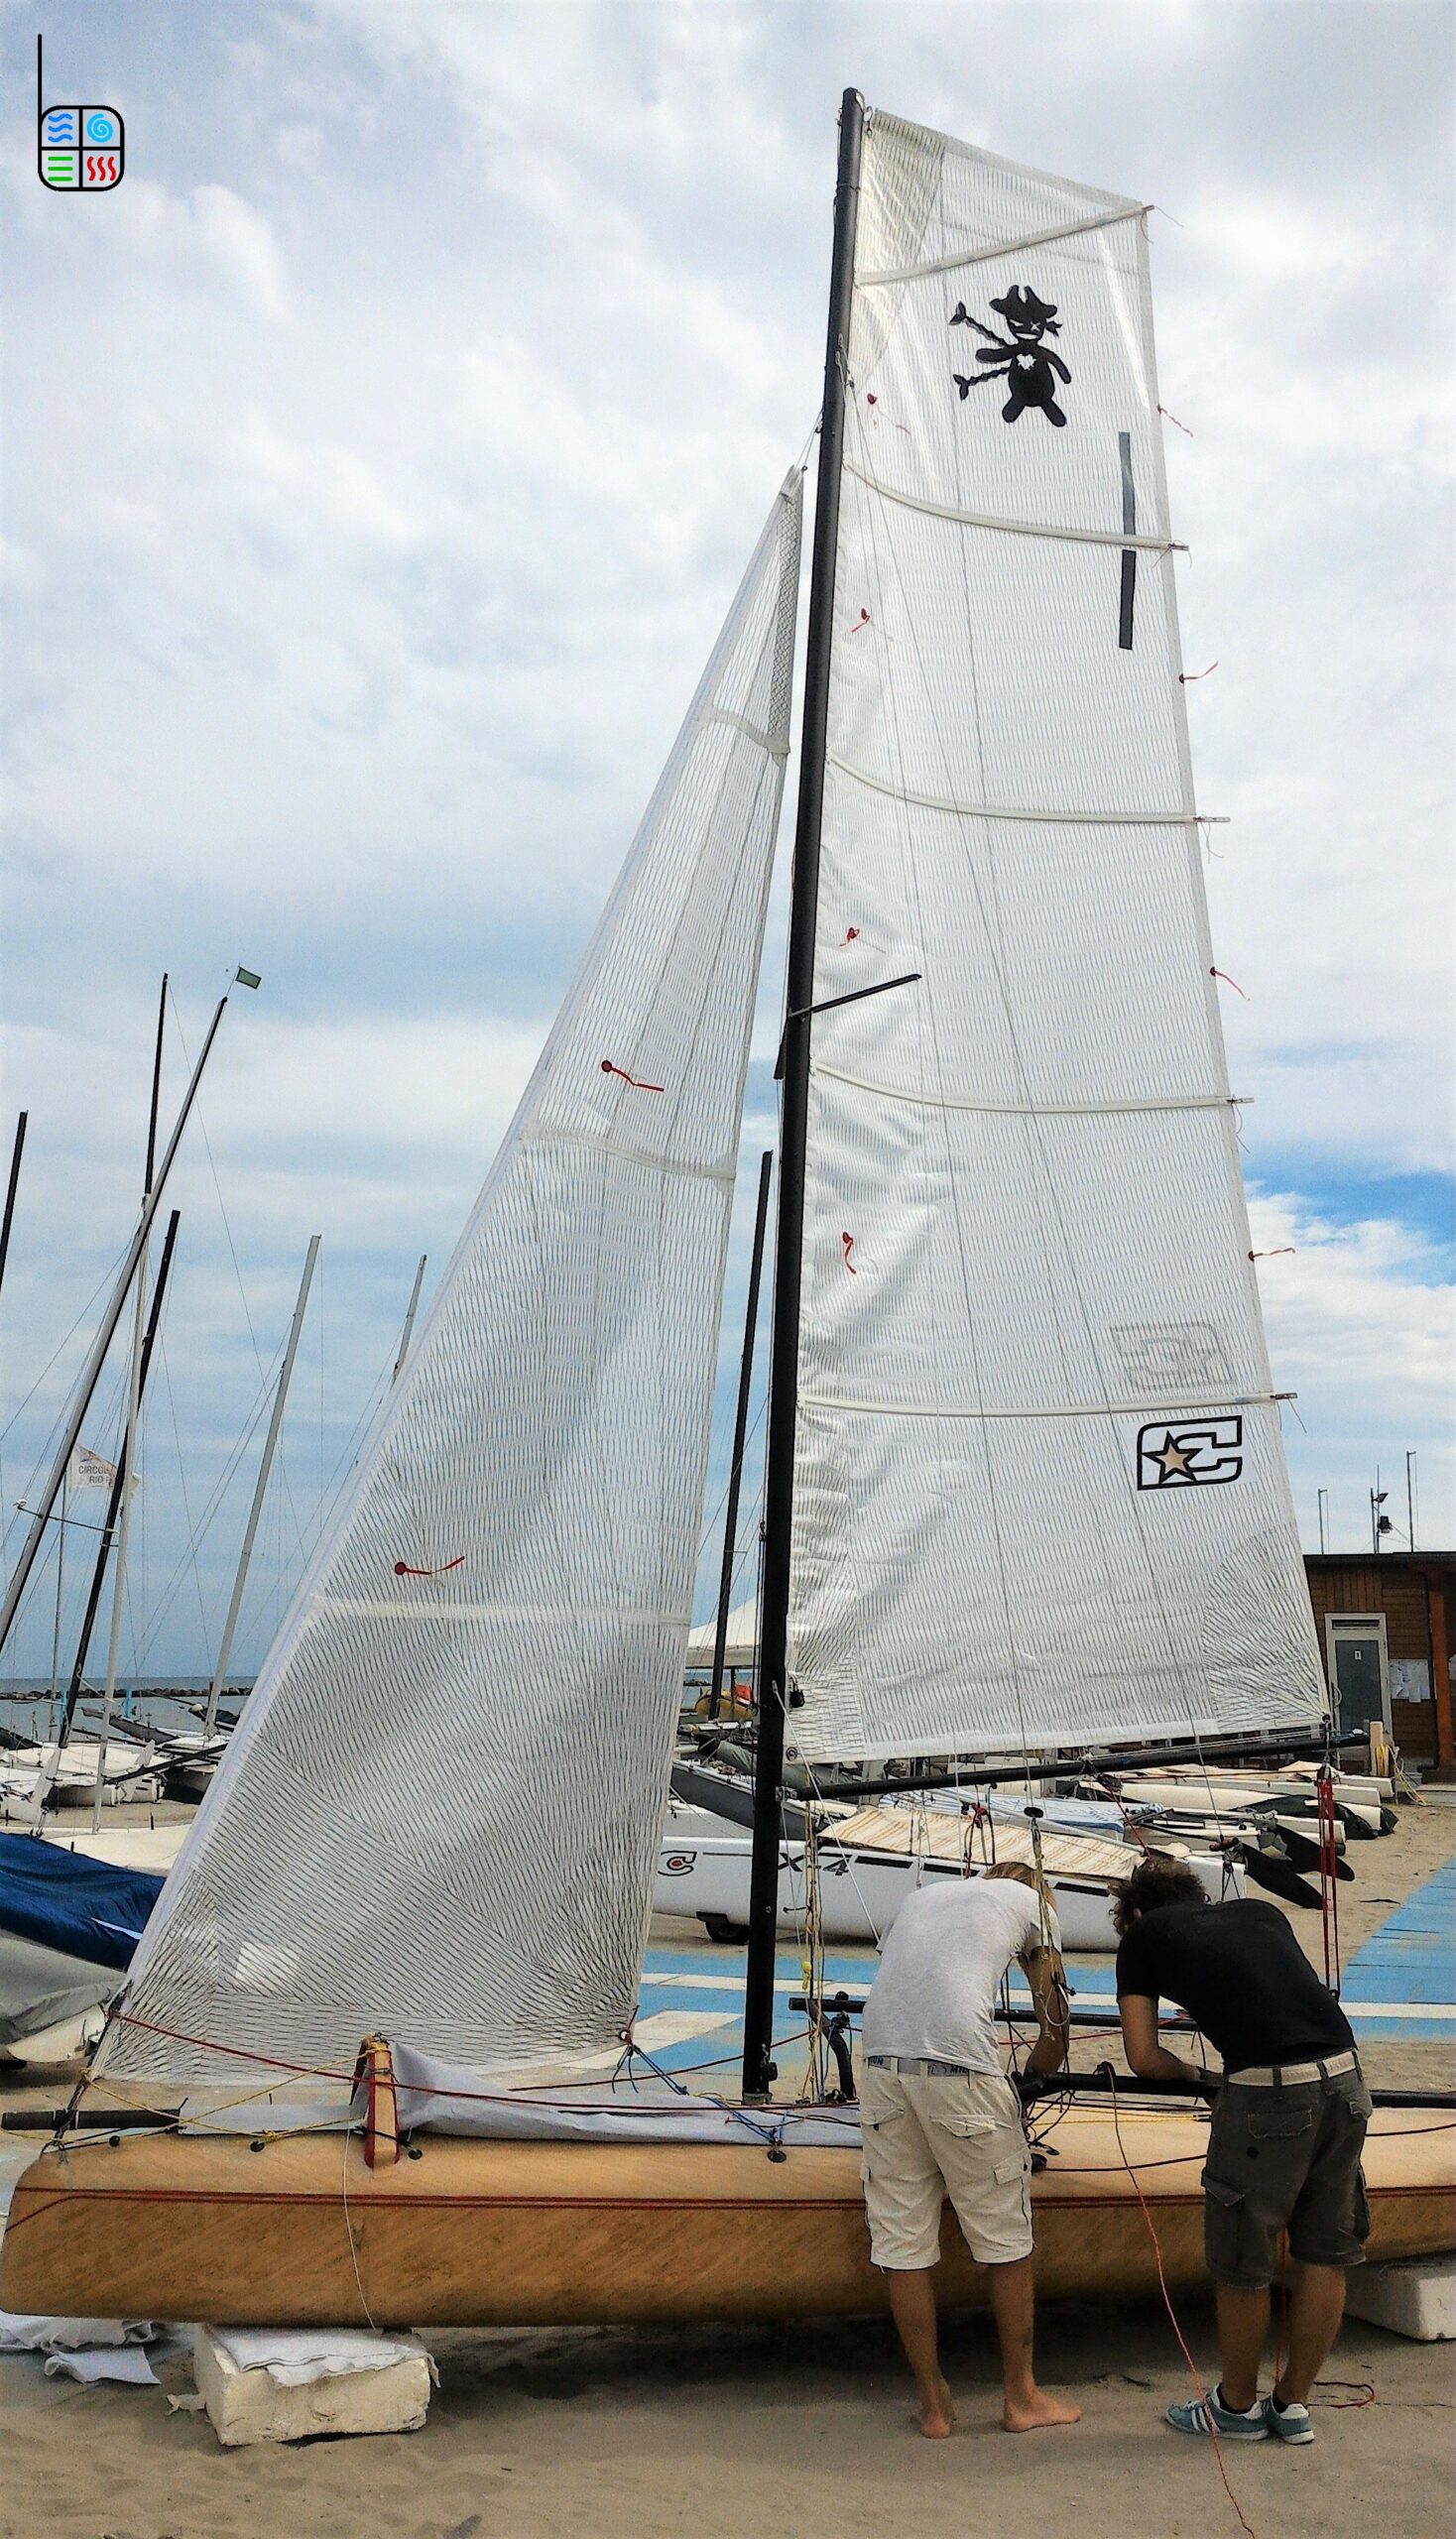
[1118,1991,1206,2090]
[1021,1944,1071,2078]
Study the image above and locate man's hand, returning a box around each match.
[1022,1944,1070,2078]
[1118,1991,1207,2091]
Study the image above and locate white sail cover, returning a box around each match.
[108,475,801,2083]
[789,114,1326,1761]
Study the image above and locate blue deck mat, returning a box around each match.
[639,1874,1456,2069]
[1337,1855,1456,2008]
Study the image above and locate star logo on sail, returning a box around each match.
[950,286,1070,426]
[1136,1416,1244,1491]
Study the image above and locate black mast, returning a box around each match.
[708,1150,773,1722]
[742,88,865,2101]
[55,977,168,1750]
[0,1112,28,1309]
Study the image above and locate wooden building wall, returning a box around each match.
[1304,1557,1454,1768]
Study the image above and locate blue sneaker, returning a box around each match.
[1263,2393,1315,2444]
[1165,2388,1269,2441]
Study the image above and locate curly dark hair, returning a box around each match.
[1111,1854,1208,1939]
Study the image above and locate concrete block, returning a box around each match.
[1343,2252,1456,2342]
[193,2326,432,2445]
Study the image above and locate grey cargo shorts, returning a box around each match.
[1201,2063,1373,2289]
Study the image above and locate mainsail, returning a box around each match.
[109,475,802,2083]
[787,115,1327,1761]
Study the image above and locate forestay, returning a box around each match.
[788,113,1326,1761]
[107,476,802,2085]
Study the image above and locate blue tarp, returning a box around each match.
[0,1833,163,1972]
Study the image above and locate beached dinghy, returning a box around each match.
[656,1806,1242,1949]
[7,97,1453,2328]
[6,2061,1452,2327]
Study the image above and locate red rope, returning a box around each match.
[1210,967,1248,998]
[850,608,871,633]
[394,1555,464,1578]
[841,1231,857,1275]
[116,2010,355,2083]
[1159,405,1194,436]
[1107,2075,1259,2539]
[1180,662,1219,683]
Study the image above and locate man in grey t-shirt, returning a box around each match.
[860,1862,1079,2438]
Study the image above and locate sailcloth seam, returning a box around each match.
[313,1598,692,1626]
[701,705,789,758]
[519,1123,738,1188]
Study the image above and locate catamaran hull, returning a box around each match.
[4,2107,1450,2328]
[656,1836,1240,1951]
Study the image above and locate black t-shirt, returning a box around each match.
[1115,1898,1355,2070]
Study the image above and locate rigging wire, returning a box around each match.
[163,984,310,1575]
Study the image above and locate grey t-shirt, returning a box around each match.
[862,1879,1054,2072]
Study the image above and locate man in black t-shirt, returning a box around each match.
[1115,1855,1370,2451]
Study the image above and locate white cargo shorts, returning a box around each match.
[860,2061,1032,2271]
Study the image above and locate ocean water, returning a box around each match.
[0,1677,250,1745]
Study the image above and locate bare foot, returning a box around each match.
[918,2377,957,2438]
[1002,2386,1081,2434]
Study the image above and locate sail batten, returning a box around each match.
[859,202,1150,289]
[787,110,1326,1764]
[106,475,803,2086]
[844,466,1184,549]
[827,755,1201,823]
[811,1066,1236,1119]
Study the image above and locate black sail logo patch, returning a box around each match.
[951,286,1070,425]
[1137,1416,1244,1491]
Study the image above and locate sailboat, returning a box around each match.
[5,96,1452,2329]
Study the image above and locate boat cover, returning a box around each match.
[0,1834,162,1974]
[384,2041,863,2147]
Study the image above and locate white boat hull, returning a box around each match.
[655,1831,1241,1951]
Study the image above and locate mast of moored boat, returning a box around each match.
[742,88,864,2102]
[0,1111,28,1311]
[201,1232,321,1737]
[708,1150,772,1723]
[0,995,227,1657]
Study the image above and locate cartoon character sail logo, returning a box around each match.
[950,286,1069,426]
[37,38,123,190]
[1136,1416,1245,1492]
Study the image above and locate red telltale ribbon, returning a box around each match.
[601,1059,665,1093]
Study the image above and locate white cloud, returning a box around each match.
[3,1,1451,1672]
[1252,1191,1454,1549]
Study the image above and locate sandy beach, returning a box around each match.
[3,1802,1452,2539]
[1,2292,1453,2539]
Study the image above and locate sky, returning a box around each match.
[1,0,1452,1682]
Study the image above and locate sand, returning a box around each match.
[2,2298,1453,2539]
[1,1800,1452,2538]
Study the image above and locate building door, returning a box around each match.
[1326,1616,1391,1737]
